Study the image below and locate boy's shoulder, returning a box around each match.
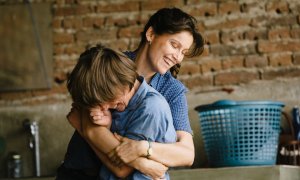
[143,85,169,109]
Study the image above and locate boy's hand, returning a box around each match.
[89,106,112,128]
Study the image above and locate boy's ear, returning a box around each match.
[146,26,155,42]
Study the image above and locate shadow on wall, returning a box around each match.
[0,102,73,178]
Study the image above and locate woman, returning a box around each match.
[63,7,204,179]
[106,6,204,167]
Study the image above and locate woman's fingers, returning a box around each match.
[113,133,123,141]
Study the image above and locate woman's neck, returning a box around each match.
[134,46,156,83]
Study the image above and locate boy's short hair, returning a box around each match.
[67,44,138,109]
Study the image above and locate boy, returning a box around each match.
[57,44,176,180]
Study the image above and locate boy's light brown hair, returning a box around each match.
[67,44,138,109]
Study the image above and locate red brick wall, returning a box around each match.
[1,0,300,105]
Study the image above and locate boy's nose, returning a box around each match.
[100,104,109,110]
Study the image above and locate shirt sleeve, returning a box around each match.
[154,72,193,134]
[170,91,193,134]
[121,98,173,180]
[124,98,175,143]
[124,111,164,142]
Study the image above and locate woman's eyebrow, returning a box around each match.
[170,39,190,51]
[170,39,182,48]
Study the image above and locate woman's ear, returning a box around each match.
[146,26,155,42]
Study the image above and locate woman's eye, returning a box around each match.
[171,42,178,49]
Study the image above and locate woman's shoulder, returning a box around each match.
[163,71,186,89]
[153,71,188,99]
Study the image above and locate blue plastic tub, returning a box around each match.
[195,100,285,167]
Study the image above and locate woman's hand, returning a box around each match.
[89,106,112,128]
[108,134,147,165]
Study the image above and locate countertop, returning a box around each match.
[1,165,300,180]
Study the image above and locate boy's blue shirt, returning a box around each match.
[125,51,192,134]
[99,76,176,180]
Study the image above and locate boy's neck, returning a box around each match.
[126,79,141,102]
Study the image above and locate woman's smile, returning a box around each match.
[163,56,176,67]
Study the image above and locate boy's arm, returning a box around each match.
[88,143,167,179]
[67,106,132,178]
[67,106,118,154]
[68,108,133,178]
[85,139,132,179]
[68,108,167,179]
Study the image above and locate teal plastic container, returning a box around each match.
[195,100,284,167]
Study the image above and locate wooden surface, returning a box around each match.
[169,165,300,180]
[1,165,300,180]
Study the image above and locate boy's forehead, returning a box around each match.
[107,89,129,102]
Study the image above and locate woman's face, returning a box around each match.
[147,30,193,75]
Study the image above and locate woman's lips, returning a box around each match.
[163,57,175,67]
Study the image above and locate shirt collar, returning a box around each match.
[124,51,171,91]
[126,76,148,110]
[149,72,160,89]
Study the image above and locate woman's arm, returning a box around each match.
[113,130,194,167]
[149,86,194,167]
[89,141,167,179]
[151,130,194,167]
[112,90,195,167]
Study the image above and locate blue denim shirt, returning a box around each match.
[63,51,192,170]
[125,51,192,134]
[99,76,176,180]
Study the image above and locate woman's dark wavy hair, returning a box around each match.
[136,7,205,78]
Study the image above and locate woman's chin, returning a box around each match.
[158,68,168,75]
